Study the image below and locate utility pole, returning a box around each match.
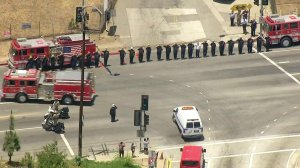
[259,0,263,35]
[78,0,85,158]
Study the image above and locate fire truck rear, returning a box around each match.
[1,69,96,105]
[8,34,96,69]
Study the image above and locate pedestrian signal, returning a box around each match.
[76,7,83,23]
[144,114,149,125]
[254,0,259,6]
[262,0,268,5]
[141,95,149,111]
[134,110,141,126]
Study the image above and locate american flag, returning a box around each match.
[62,45,82,58]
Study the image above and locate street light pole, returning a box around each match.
[259,0,263,35]
[78,0,85,158]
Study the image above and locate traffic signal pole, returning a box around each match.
[259,0,263,35]
[78,0,85,158]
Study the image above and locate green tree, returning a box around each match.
[21,152,34,168]
[2,110,21,164]
[36,141,67,168]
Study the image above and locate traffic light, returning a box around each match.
[144,113,149,125]
[134,110,141,126]
[141,95,149,111]
[254,0,259,6]
[262,0,268,5]
[76,7,83,23]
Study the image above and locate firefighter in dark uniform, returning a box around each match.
[50,54,56,71]
[128,47,135,64]
[211,41,217,56]
[94,51,100,67]
[138,47,144,63]
[219,40,226,56]
[264,35,271,52]
[86,51,92,68]
[119,48,126,65]
[35,56,42,70]
[58,53,64,70]
[71,54,77,70]
[257,35,263,52]
[164,44,171,60]
[172,43,179,60]
[202,41,208,57]
[187,42,194,59]
[42,56,49,71]
[156,45,163,61]
[77,54,83,68]
[146,45,151,62]
[180,44,186,59]
[227,39,234,55]
[26,55,34,69]
[102,49,109,67]
[237,37,244,54]
[247,37,254,53]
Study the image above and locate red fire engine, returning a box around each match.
[180,145,206,168]
[262,14,300,47]
[1,69,96,105]
[8,34,96,69]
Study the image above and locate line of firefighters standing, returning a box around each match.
[25,35,271,70]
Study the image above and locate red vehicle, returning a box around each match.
[262,14,300,47]
[1,69,95,105]
[180,145,206,168]
[8,34,96,69]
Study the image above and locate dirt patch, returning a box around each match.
[276,0,300,15]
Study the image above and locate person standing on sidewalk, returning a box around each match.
[131,143,136,158]
[146,45,151,62]
[211,41,216,56]
[143,138,149,155]
[94,51,100,67]
[242,19,248,34]
[180,44,186,59]
[118,142,125,158]
[247,37,254,53]
[164,44,171,60]
[172,43,179,60]
[156,45,163,61]
[219,40,226,56]
[195,42,200,58]
[102,49,110,67]
[250,19,257,37]
[229,11,236,26]
[138,47,144,63]
[119,48,126,65]
[187,42,194,59]
[257,36,263,52]
[237,37,244,54]
[128,47,135,64]
[202,41,208,57]
[227,39,234,55]
[264,35,271,52]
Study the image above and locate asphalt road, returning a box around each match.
[0,44,300,167]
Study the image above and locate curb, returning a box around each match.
[0,61,7,66]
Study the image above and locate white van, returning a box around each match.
[172,106,203,138]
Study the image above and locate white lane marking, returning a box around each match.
[208,128,211,131]
[266,125,270,128]
[169,80,174,82]
[291,72,300,76]
[129,74,134,76]
[254,48,300,84]
[249,146,256,168]
[286,149,296,168]
[206,100,209,103]
[60,134,75,156]
[274,119,278,122]
[0,126,42,133]
[278,61,290,64]
[0,102,14,105]
[261,131,265,134]
[185,85,191,88]
[208,118,211,121]
[149,75,154,78]
[155,133,300,151]
[294,106,298,109]
[283,112,287,115]
[208,109,211,112]
[199,92,203,95]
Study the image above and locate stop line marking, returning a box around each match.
[60,134,74,156]
[0,126,42,133]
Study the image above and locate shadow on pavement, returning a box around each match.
[213,0,235,4]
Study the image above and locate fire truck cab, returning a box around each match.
[8,34,96,69]
[262,14,300,47]
[1,69,96,105]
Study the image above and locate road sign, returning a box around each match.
[21,23,31,29]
